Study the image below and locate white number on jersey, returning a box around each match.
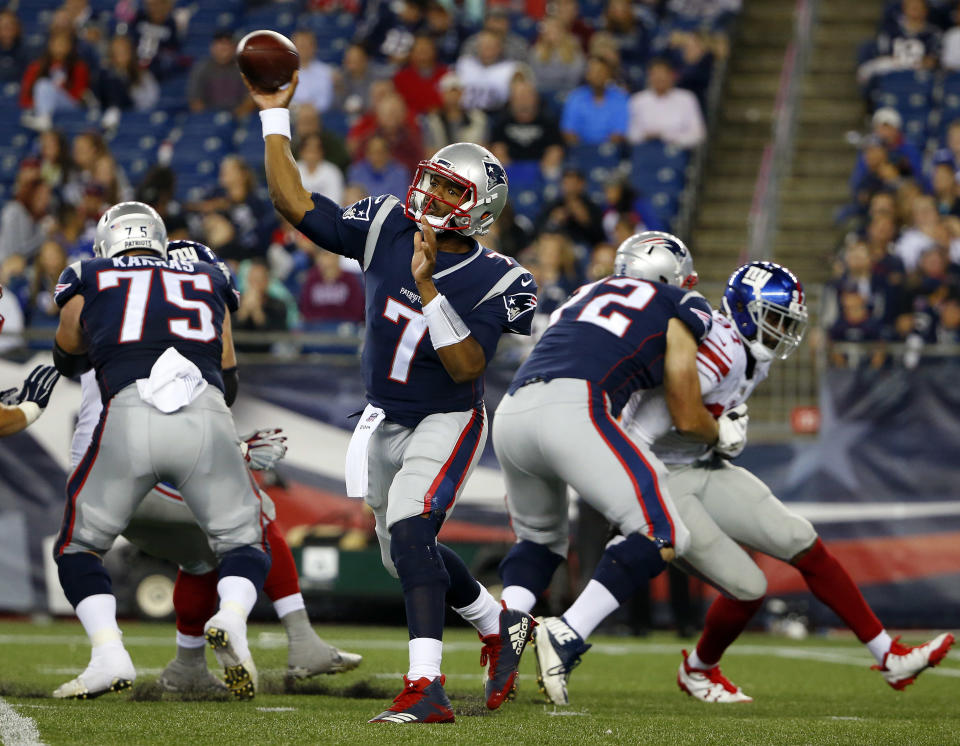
[97,268,216,344]
[162,272,216,341]
[97,269,154,342]
[383,297,428,383]
[575,278,656,337]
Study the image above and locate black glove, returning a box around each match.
[17,365,60,409]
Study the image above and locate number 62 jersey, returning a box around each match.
[296,193,538,426]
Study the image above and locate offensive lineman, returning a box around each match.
[533,256,954,704]
[248,71,538,722]
[51,202,270,700]
[67,238,361,694]
[493,232,747,705]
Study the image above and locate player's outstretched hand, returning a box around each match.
[17,365,60,410]
[412,216,438,284]
[715,403,748,459]
[242,69,299,111]
[240,427,288,470]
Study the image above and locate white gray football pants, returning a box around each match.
[365,406,487,577]
[666,456,818,601]
[56,385,267,562]
[493,378,690,557]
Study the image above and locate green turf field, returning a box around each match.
[0,620,957,745]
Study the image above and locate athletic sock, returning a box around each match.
[263,522,301,602]
[695,596,764,667]
[408,638,443,680]
[563,580,620,641]
[173,570,219,637]
[280,607,315,645]
[793,538,883,644]
[273,592,306,621]
[75,594,122,651]
[866,630,894,665]
[454,584,502,637]
[500,585,537,613]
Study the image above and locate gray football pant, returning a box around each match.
[666,457,818,601]
[56,385,267,562]
[365,406,487,578]
[493,378,690,558]
[121,486,277,576]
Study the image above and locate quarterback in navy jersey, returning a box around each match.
[50,202,269,701]
[494,232,744,705]
[247,71,536,722]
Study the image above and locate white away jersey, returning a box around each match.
[621,309,771,464]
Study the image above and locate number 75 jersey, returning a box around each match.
[510,277,713,418]
[54,255,238,402]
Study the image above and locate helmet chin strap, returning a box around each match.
[747,338,775,363]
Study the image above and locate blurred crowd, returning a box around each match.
[829,0,960,365]
[0,0,739,353]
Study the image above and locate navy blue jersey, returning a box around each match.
[54,253,239,402]
[297,193,537,426]
[510,277,712,417]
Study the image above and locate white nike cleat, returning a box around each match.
[532,616,591,706]
[204,611,258,700]
[677,650,753,703]
[157,658,228,694]
[53,647,136,699]
[287,632,363,679]
[872,633,955,690]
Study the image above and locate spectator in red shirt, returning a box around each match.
[299,249,365,323]
[393,34,447,115]
[20,30,90,130]
[347,91,424,173]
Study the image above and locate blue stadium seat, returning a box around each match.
[871,69,934,112]
[233,128,266,173]
[52,109,103,137]
[157,74,191,112]
[628,142,689,196]
[176,110,237,139]
[238,2,299,37]
[118,110,172,138]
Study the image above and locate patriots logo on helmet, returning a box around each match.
[504,292,536,323]
[639,234,686,258]
[484,161,507,191]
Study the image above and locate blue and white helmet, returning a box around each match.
[722,261,807,362]
[613,231,698,288]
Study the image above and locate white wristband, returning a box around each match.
[17,401,40,426]
[260,108,291,140]
[422,294,470,349]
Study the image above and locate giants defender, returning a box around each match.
[247,71,538,722]
[68,239,361,695]
[494,232,747,705]
[52,202,270,700]
[536,257,955,704]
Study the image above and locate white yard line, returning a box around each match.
[0,697,44,746]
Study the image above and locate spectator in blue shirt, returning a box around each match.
[849,108,925,196]
[560,55,629,146]
[346,134,411,200]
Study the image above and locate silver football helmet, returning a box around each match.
[404,142,508,236]
[94,201,167,260]
[613,231,698,288]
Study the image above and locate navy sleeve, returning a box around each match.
[296,193,398,265]
[675,290,713,344]
[54,261,84,308]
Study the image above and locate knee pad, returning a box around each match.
[219,545,271,591]
[498,540,564,597]
[56,551,112,609]
[389,516,450,594]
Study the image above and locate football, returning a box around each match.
[236,30,299,92]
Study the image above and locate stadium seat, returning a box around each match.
[157,75,191,112]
